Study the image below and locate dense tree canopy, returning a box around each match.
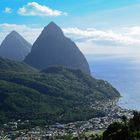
[0,57,120,125]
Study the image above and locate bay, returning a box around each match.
[87,55,140,110]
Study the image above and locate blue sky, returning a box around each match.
[1,0,140,27]
[1,0,140,56]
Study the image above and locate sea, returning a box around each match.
[87,55,140,111]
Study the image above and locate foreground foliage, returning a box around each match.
[103,111,140,140]
[69,111,140,140]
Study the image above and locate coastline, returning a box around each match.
[0,98,134,139]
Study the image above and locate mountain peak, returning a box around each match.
[10,30,18,34]
[24,22,91,74]
[0,31,31,61]
[8,30,20,37]
[43,21,64,36]
[47,21,58,27]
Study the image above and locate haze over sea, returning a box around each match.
[87,55,140,111]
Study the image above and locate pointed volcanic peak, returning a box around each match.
[0,31,31,61]
[24,22,90,74]
[41,21,65,38]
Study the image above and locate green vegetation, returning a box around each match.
[103,111,140,140]
[0,57,36,72]
[62,133,103,140]
[0,57,120,125]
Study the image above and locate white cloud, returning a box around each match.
[63,28,140,57]
[63,27,140,47]
[124,26,140,36]
[0,23,42,43]
[63,27,140,56]
[18,2,68,16]
[4,7,12,14]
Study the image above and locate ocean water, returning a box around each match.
[87,55,140,111]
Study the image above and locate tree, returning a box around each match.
[121,115,127,125]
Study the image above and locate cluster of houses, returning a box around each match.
[0,100,133,139]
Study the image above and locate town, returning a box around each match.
[0,100,133,140]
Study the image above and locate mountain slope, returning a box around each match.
[0,58,120,125]
[24,22,90,74]
[0,57,36,72]
[0,31,31,61]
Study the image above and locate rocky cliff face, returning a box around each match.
[24,22,90,74]
[0,31,31,61]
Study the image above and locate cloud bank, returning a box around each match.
[63,27,140,47]
[0,23,140,56]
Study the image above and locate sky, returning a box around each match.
[1,0,140,57]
